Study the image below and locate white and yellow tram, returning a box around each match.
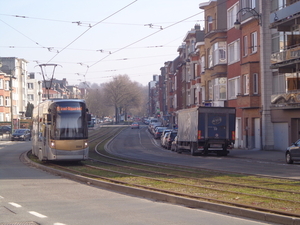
[32,99,91,161]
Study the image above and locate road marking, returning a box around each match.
[139,131,142,145]
[9,202,22,208]
[29,211,47,218]
[0,196,4,199]
[54,223,66,225]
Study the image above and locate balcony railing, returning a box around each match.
[271,44,300,65]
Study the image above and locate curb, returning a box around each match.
[24,153,300,225]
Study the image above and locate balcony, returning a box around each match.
[271,90,300,109]
[270,1,300,28]
[271,44,300,68]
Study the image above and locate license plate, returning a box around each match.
[210,144,222,148]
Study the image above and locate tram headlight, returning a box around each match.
[84,141,88,148]
[50,141,55,148]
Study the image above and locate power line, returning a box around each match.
[46,0,138,64]
[0,18,48,49]
[88,10,204,69]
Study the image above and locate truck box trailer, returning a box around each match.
[176,107,236,156]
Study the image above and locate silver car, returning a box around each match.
[286,139,300,164]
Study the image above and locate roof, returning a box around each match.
[199,0,217,9]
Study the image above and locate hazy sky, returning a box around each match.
[1,0,207,86]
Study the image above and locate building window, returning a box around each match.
[208,48,213,68]
[214,78,227,101]
[5,96,10,106]
[253,73,259,94]
[251,32,258,53]
[28,94,34,101]
[208,80,213,100]
[193,63,197,79]
[242,0,256,9]
[228,39,240,64]
[0,96,3,106]
[28,83,34,89]
[201,56,205,73]
[4,81,9,90]
[227,3,239,30]
[243,35,248,56]
[0,113,3,122]
[213,42,227,66]
[243,74,249,95]
[228,77,241,99]
[286,72,300,91]
[271,32,280,54]
[272,71,285,94]
[207,16,213,32]
[0,79,3,89]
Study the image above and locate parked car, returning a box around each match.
[148,122,162,134]
[0,125,11,135]
[160,129,172,147]
[171,136,178,152]
[286,139,300,164]
[151,125,166,136]
[163,131,177,150]
[153,127,168,139]
[11,129,31,141]
[131,122,139,129]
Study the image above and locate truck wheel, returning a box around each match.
[190,143,197,156]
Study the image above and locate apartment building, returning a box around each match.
[149,0,277,150]
[226,0,263,149]
[27,72,42,107]
[269,0,300,149]
[199,0,228,108]
[0,57,28,122]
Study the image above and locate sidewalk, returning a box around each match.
[229,148,285,163]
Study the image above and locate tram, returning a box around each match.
[31,99,91,161]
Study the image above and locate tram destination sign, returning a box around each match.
[56,106,82,112]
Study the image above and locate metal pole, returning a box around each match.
[37,64,60,99]
[10,75,13,134]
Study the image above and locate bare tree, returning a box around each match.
[84,76,147,123]
[103,75,145,123]
[85,83,113,119]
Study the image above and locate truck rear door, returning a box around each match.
[207,113,227,139]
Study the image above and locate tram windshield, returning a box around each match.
[50,102,88,140]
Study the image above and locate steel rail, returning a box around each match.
[48,162,300,219]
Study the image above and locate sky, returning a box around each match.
[1,0,207,86]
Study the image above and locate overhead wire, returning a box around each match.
[45,0,138,64]
[0,18,48,49]
[1,0,228,85]
[88,10,204,69]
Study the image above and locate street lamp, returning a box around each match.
[234,7,262,30]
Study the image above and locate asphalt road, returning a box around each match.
[0,133,286,225]
[108,125,300,180]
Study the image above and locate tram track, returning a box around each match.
[27,126,300,219]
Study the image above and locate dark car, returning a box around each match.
[131,122,139,129]
[286,139,300,164]
[11,129,31,141]
[153,127,168,139]
[0,126,11,135]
